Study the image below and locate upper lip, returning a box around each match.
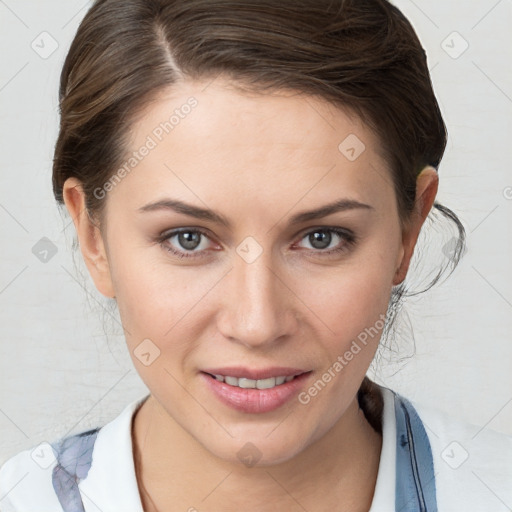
[202,366,310,380]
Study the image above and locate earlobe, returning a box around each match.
[62,178,116,298]
[392,166,439,285]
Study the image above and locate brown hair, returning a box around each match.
[52,0,466,433]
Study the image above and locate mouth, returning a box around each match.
[200,367,312,414]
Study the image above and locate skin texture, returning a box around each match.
[63,78,438,511]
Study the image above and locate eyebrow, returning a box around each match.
[137,197,374,228]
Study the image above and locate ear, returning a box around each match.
[62,177,116,298]
[393,166,439,285]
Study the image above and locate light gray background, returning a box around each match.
[1,0,511,465]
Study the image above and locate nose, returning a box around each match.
[216,246,299,349]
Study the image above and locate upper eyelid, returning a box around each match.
[295,225,353,237]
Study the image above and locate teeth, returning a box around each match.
[257,377,276,389]
[211,374,296,389]
[238,378,256,388]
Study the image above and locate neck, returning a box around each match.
[132,390,383,512]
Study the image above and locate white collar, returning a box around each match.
[368,384,396,511]
[78,394,148,511]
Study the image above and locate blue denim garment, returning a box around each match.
[393,391,437,511]
[50,428,100,512]
[50,392,438,511]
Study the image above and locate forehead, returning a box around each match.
[108,78,393,216]
[132,78,381,156]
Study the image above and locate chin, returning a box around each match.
[197,426,313,468]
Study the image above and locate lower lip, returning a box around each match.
[201,372,311,414]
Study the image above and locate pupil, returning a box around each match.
[179,231,200,250]
[310,230,331,249]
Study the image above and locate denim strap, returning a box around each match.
[50,428,100,512]
[394,392,438,511]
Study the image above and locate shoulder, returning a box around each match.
[404,393,512,509]
[0,427,100,512]
[0,395,148,512]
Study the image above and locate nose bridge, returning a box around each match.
[218,242,297,347]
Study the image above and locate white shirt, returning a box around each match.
[1,384,511,511]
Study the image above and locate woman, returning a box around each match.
[1,0,511,510]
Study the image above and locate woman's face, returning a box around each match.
[69,79,417,465]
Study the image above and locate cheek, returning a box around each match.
[307,244,397,323]
[106,239,171,337]
[109,254,202,393]
[297,238,399,366]
[303,272,390,359]
[108,241,217,351]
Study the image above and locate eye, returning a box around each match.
[158,228,215,259]
[295,227,356,256]
[157,226,356,260]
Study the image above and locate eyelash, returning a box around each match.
[156,227,357,260]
